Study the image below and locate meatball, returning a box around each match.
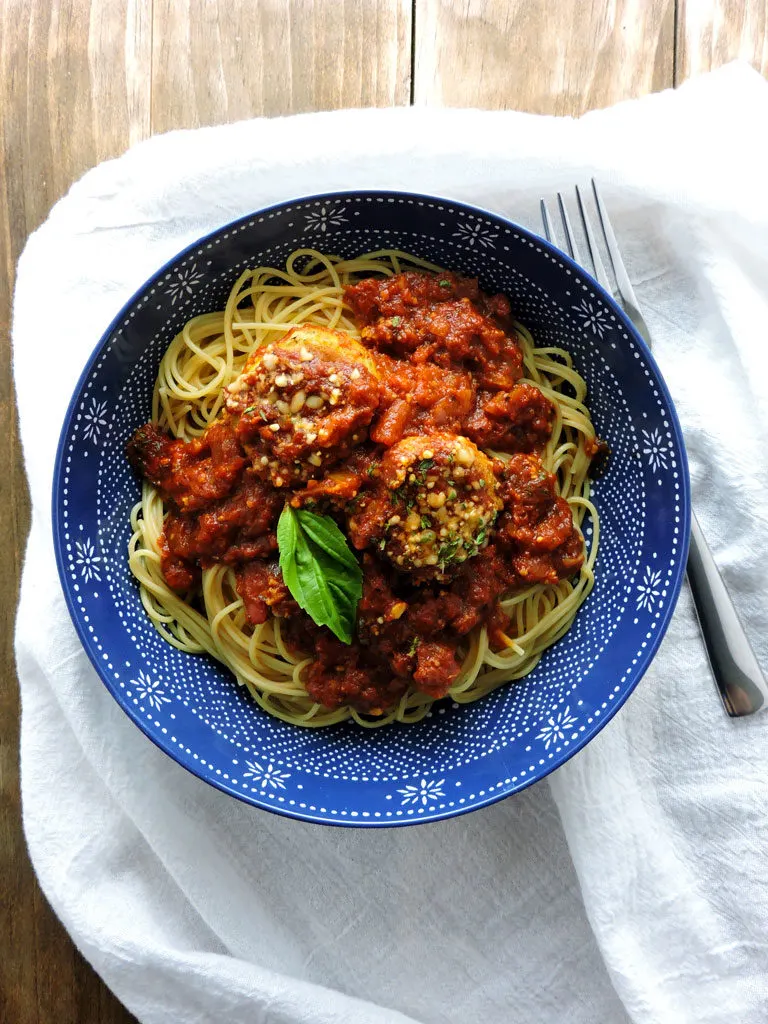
[495,453,585,584]
[349,431,503,574]
[344,270,522,378]
[344,270,511,328]
[224,324,380,487]
[465,381,555,452]
[126,421,246,512]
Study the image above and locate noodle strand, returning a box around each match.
[128,250,600,727]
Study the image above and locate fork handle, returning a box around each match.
[686,510,768,716]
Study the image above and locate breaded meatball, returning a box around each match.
[225,324,380,487]
[348,431,503,574]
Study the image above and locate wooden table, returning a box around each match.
[1,2,766,1020]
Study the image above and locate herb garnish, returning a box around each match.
[437,536,462,567]
[394,486,415,512]
[277,506,363,644]
[416,458,434,484]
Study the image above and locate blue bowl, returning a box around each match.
[53,190,690,826]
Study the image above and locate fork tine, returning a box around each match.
[540,199,556,245]
[591,178,652,349]
[591,179,640,309]
[575,185,612,294]
[557,192,583,265]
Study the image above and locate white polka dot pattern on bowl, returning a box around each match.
[53,191,690,827]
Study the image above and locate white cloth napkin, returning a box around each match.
[14,62,768,1024]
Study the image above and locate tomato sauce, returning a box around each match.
[128,270,595,715]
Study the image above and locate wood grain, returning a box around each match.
[0,2,409,1021]
[151,0,412,130]
[677,0,768,81]
[414,0,675,113]
[0,2,148,1022]
[3,1,768,1022]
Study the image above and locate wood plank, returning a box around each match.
[151,0,412,131]
[0,2,151,1021]
[2,2,413,1021]
[414,0,675,114]
[677,0,768,81]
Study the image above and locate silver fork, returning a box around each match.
[541,181,768,717]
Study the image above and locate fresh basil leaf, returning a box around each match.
[295,542,344,636]
[295,509,360,572]
[277,499,298,552]
[277,513,302,608]
[276,505,363,644]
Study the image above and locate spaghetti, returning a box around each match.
[127,249,601,727]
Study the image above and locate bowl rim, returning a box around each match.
[52,188,692,826]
